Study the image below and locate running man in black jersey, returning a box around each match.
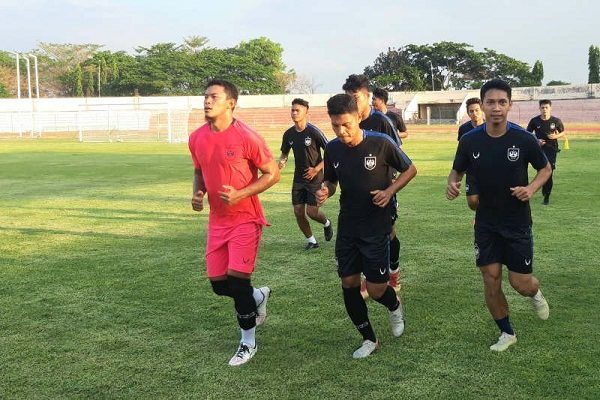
[342,74,403,299]
[526,100,565,205]
[278,98,333,250]
[316,94,417,358]
[458,97,485,212]
[446,79,552,352]
[372,87,408,141]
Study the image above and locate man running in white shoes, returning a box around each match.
[447,79,551,352]
[317,94,416,358]
[189,79,280,366]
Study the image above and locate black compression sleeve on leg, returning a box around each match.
[210,280,232,297]
[228,276,257,330]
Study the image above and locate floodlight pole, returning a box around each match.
[23,55,32,100]
[28,54,40,99]
[8,51,21,99]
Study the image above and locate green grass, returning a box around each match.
[1,132,599,399]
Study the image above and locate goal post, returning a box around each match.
[77,102,190,143]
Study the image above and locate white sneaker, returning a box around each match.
[228,342,257,366]
[490,332,517,352]
[256,287,271,326]
[389,301,405,337]
[352,340,380,359]
[531,292,549,320]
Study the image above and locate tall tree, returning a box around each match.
[183,35,209,54]
[365,43,538,90]
[588,45,600,84]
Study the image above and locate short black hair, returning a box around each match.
[466,97,481,107]
[539,99,552,106]
[342,74,369,92]
[480,79,512,101]
[206,79,239,102]
[372,87,389,103]
[327,94,358,116]
[292,98,309,109]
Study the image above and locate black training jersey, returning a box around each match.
[452,122,548,227]
[360,108,402,146]
[280,123,328,183]
[458,121,476,141]
[526,115,564,151]
[386,111,407,134]
[324,130,413,237]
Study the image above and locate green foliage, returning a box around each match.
[0,133,599,398]
[547,80,571,86]
[0,81,10,97]
[73,64,83,97]
[588,45,600,84]
[365,42,542,90]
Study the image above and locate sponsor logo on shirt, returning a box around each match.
[507,146,520,162]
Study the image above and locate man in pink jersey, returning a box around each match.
[188,79,280,366]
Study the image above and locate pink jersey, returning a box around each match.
[188,119,274,227]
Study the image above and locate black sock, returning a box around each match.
[390,236,400,269]
[343,286,376,342]
[228,276,257,330]
[373,286,400,311]
[494,316,514,335]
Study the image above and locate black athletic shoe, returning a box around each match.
[304,242,319,251]
[324,220,333,242]
[543,195,549,205]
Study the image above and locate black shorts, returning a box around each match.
[335,234,390,283]
[291,181,321,206]
[474,223,534,274]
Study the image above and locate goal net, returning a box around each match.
[77,102,190,143]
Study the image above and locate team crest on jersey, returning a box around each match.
[507,146,520,162]
[225,148,236,161]
[550,122,556,131]
[304,137,312,147]
[364,156,376,170]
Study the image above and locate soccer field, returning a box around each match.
[1,130,599,399]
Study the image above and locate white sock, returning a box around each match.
[389,267,399,274]
[252,287,264,306]
[307,235,317,244]
[240,327,256,347]
[324,219,331,227]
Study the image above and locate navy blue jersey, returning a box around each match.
[386,110,407,134]
[324,130,413,237]
[452,122,548,227]
[280,123,328,183]
[526,115,564,151]
[458,121,476,141]
[360,109,402,146]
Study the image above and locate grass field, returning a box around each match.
[1,126,599,399]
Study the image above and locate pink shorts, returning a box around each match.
[205,222,263,278]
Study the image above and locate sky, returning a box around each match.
[2,0,598,93]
